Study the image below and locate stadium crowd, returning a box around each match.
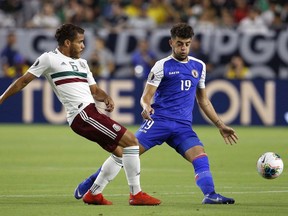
[1,0,288,29]
[0,0,287,79]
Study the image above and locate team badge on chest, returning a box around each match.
[192,69,199,78]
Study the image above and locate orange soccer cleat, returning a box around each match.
[129,191,161,206]
[82,190,113,205]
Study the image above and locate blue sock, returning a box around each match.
[88,166,102,182]
[192,154,215,195]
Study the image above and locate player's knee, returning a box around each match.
[184,146,206,162]
[119,130,139,147]
[127,132,139,146]
[112,146,123,157]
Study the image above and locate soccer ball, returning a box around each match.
[257,152,284,179]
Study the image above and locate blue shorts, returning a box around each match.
[135,118,203,157]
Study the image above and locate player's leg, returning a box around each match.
[125,118,172,205]
[115,129,161,205]
[78,117,162,194]
[184,146,235,204]
[74,147,152,200]
[168,125,234,204]
[82,153,123,205]
[70,106,124,204]
[82,130,160,205]
[71,105,159,205]
[74,147,123,200]
[74,144,147,200]
[79,118,165,204]
[74,166,101,199]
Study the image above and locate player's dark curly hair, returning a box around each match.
[55,23,84,46]
[170,23,194,39]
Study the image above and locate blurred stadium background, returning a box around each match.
[0,2,288,215]
[0,0,288,126]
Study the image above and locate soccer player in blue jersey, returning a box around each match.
[74,23,238,204]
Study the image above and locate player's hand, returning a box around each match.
[141,105,154,120]
[104,96,114,112]
[219,126,238,145]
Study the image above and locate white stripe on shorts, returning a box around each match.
[79,110,117,140]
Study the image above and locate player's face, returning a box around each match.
[69,33,85,59]
[170,37,192,61]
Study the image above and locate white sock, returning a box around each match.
[122,146,141,195]
[90,154,122,195]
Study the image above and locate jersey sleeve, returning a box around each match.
[27,52,50,77]
[147,60,164,87]
[198,62,206,89]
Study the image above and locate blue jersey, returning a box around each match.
[147,55,206,124]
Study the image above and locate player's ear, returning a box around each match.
[63,39,71,47]
[169,39,173,47]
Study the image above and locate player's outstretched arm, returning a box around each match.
[196,88,238,145]
[0,72,36,105]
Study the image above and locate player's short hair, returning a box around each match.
[55,23,85,46]
[170,23,194,39]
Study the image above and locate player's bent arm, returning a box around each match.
[196,88,225,129]
[140,84,157,109]
[140,83,157,119]
[90,84,114,112]
[0,72,36,105]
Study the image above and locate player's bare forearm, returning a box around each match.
[92,90,109,102]
[140,83,156,120]
[198,99,223,128]
[90,85,109,101]
[199,101,238,144]
[196,88,224,128]
[90,85,114,112]
[140,97,153,120]
[140,95,151,110]
[196,91,238,144]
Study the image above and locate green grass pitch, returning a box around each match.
[0,124,287,216]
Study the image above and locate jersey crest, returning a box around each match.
[192,69,199,78]
[112,124,121,132]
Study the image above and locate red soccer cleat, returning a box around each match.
[82,190,113,205]
[129,191,161,206]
